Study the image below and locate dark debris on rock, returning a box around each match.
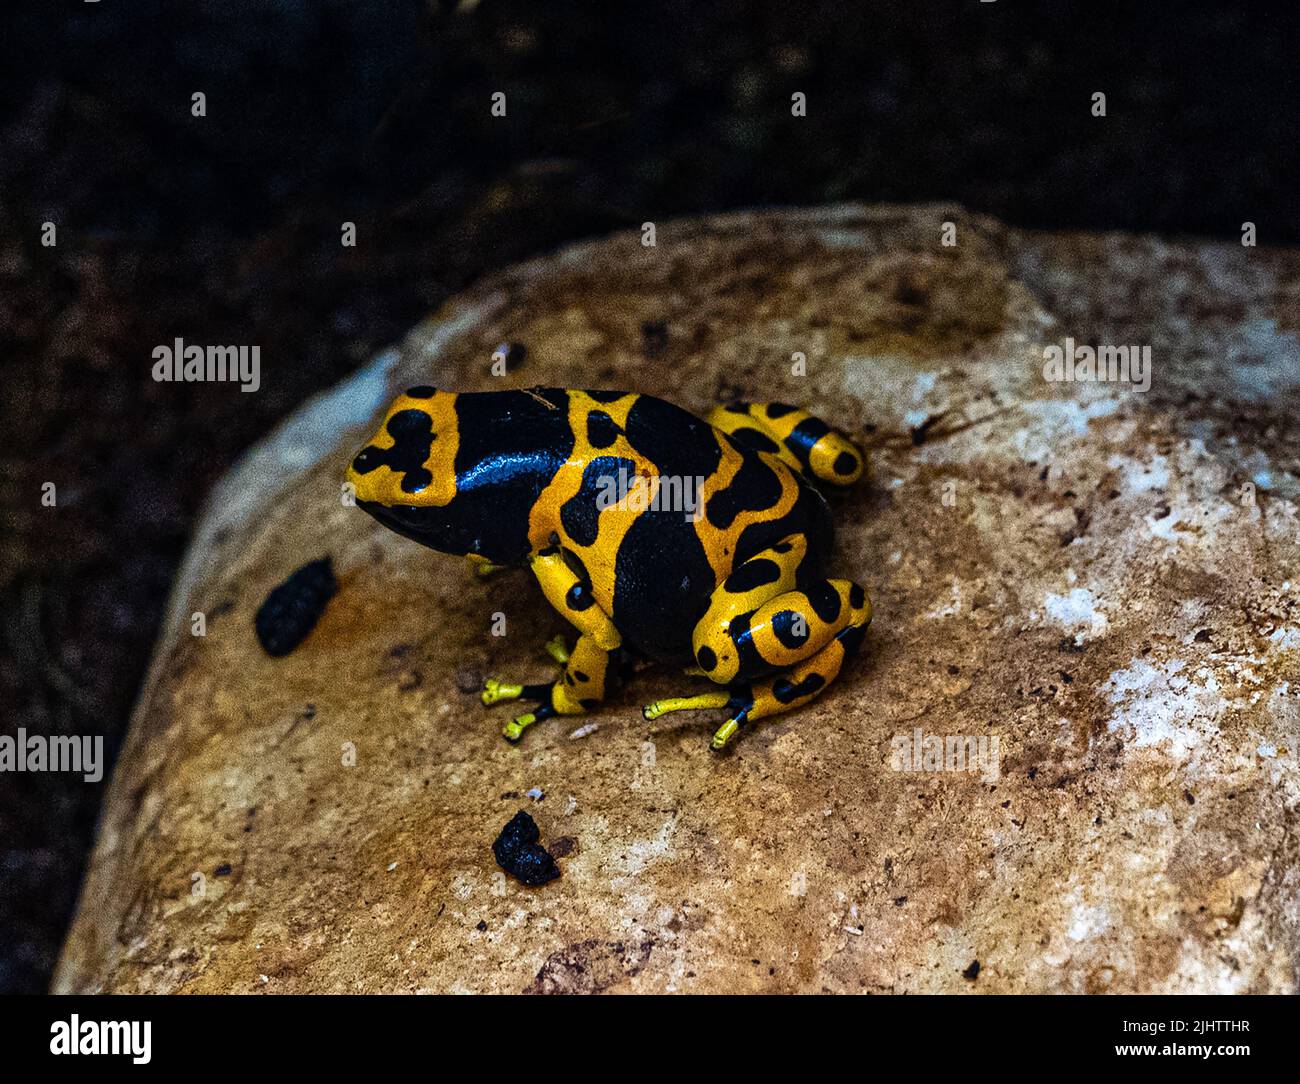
[492,810,561,887]
[254,557,338,658]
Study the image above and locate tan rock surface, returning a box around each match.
[55,205,1300,993]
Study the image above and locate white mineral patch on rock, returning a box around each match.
[1103,658,1221,759]
[1044,588,1106,633]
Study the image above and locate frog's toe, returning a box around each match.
[503,703,555,743]
[709,713,749,752]
[502,714,529,742]
[642,691,731,722]
[466,554,508,580]
[543,635,570,665]
[482,678,553,707]
[481,678,523,706]
[639,692,752,750]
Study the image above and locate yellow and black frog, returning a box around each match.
[346,387,871,750]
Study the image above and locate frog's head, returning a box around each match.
[349,386,570,564]
[346,386,474,553]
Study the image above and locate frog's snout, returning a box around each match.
[345,430,433,506]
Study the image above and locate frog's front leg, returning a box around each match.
[476,632,568,703]
[526,546,622,649]
[481,547,622,743]
[483,632,616,742]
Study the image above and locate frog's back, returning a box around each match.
[546,389,833,665]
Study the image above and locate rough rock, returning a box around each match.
[55,205,1300,993]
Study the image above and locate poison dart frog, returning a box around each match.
[346,387,871,750]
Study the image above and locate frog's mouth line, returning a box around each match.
[355,499,479,557]
[356,499,437,534]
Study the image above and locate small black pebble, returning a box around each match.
[493,810,539,858]
[255,557,337,657]
[641,319,669,357]
[476,920,488,932]
[509,844,560,886]
[492,810,560,887]
[962,960,981,981]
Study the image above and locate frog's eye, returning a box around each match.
[405,385,437,399]
[352,446,382,474]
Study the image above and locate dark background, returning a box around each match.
[1,0,1296,993]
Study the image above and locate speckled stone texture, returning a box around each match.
[55,205,1300,993]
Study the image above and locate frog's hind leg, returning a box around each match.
[484,633,617,743]
[712,611,868,749]
[707,402,864,489]
[641,535,803,726]
[643,536,871,748]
